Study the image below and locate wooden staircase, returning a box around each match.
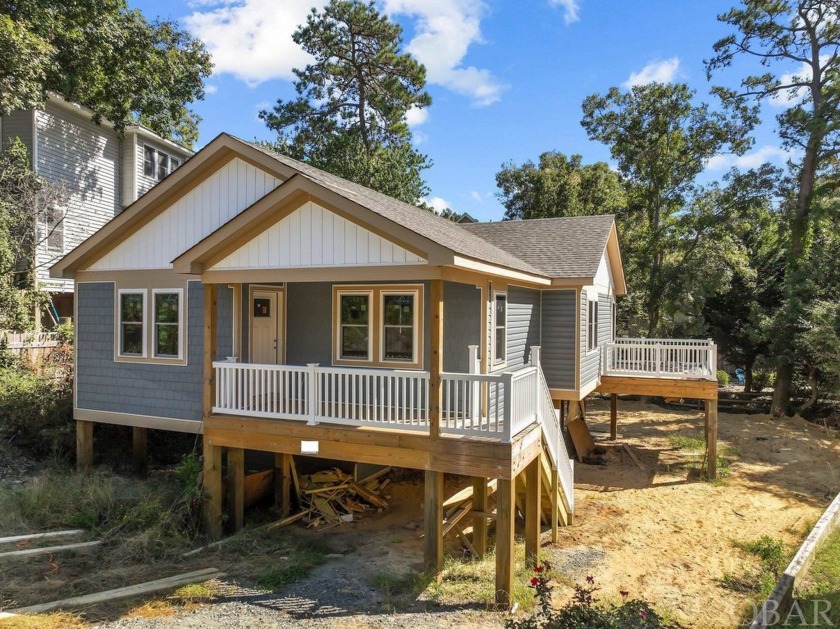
[515,446,572,532]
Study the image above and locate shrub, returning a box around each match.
[507,564,682,629]
[716,370,730,387]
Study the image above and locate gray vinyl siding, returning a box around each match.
[285,282,333,366]
[580,290,601,388]
[0,110,34,160]
[443,282,481,373]
[216,285,234,360]
[598,294,612,346]
[540,290,576,390]
[75,282,208,422]
[34,104,120,289]
[504,287,540,371]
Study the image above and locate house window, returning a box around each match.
[587,299,599,351]
[119,290,146,357]
[153,290,182,358]
[382,293,416,361]
[143,145,181,182]
[494,292,507,365]
[338,293,370,360]
[612,301,616,342]
[38,206,64,255]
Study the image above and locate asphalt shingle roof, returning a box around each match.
[459,215,615,279]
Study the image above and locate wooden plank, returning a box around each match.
[243,470,273,509]
[226,448,245,533]
[348,481,388,509]
[623,444,645,471]
[424,470,443,573]
[0,540,101,559]
[495,478,515,608]
[289,455,301,503]
[551,466,560,543]
[203,284,218,418]
[203,440,223,540]
[597,375,718,401]
[0,530,84,545]
[524,458,541,566]
[567,417,595,462]
[429,279,443,439]
[706,399,718,480]
[133,427,148,474]
[12,568,223,614]
[610,394,617,441]
[472,477,488,557]
[275,453,292,516]
[76,420,93,471]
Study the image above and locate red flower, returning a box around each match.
[530,577,539,586]
[534,565,544,573]
[586,575,594,584]
[620,590,629,598]
[640,610,649,619]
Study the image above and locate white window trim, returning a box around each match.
[335,289,374,363]
[152,288,185,360]
[379,289,420,365]
[493,290,507,368]
[117,289,147,358]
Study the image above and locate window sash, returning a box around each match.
[382,293,415,361]
[338,293,370,360]
[143,146,155,177]
[153,291,181,358]
[494,293,507,364]
[39,207,64,254]
[119,290,146,357]
[157,152,170,181]
[587,300,599,351]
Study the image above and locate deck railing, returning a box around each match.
[601,338,717,380]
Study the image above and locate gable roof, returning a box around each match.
[460,215,626,293]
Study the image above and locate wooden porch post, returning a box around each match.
[524,458,541,566]
[203,284,218,419]
[551,467,560,543]
[424,470,444,573]
[275,453,292,517]
[132,427,148,475]
[76,420,93,471]
[495,477,515,607]
[472,476,488,557]
[226,447,245,533]
[705,399,718,480]
[610,394,618,441]
[203,438,223,540]
[429,279,443,439]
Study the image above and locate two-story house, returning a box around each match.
[0,95,193,322]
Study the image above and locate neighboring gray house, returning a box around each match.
[0,95,193,321]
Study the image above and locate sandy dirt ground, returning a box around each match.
[558,399,840,627]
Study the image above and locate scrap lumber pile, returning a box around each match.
[282,467,391,529]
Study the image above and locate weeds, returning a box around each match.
[721,535,788,599]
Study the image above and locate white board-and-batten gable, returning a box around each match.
[593,248,615,296]
[210,200,427,271]
[89,158,282,271]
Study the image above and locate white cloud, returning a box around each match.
[383,0,505,106]
[549,0,580,25]
[768,56,831,108]
[204,84,219,95]
[705,145,796,171]
[184,0,324,85]
[469,190,483,202]
[405,105,429,127]
[423,196,451,213]
[623,57,681,89]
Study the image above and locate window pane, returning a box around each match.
[156,324,179,356]
[122,323,143,355]
[157,153,169,180]
[171,158,181,170]
[253,298,271,317]
[144,146,155,177]
[496,294,506,319]
[340,295,368,325]
[384,326,413,360]
[155,293,179,323]
[341,325,368,358]
[495,327,506,361]
[121,293,143,323]
[383,294,413,325]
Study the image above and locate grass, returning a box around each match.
[0,612,85,628]
[667,431,737,483]
[721,534,791,624]
[256,543,328,591]
[788,527,840,627]
[370,570,430,609]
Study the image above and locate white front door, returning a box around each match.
[251,289,283,364]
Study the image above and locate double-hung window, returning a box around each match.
[382,292,416,362]
[143,145,181,181]
[119,290,146,357]
[338,292,371,360]
[587,299,599,351]
[494,292,507,365]
[38,206,65,255]
[153,290,182,359]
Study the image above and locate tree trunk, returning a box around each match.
[744,356,754,393]
[771,363,793,417]
[796,366,819,416]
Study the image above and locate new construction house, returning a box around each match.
[51,133,719,605]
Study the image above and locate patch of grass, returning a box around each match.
[371,570,428,608]
[256,543,328,591]
[170,582,215,603]
[0,612,85,628]
[669,433,706,451]
[789,527,840,627]
[721,535,790,600]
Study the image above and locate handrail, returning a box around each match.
[602,338,717,380]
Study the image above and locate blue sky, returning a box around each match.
[130,0,792,221]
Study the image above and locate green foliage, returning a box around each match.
[175,451,203,498]
[717,370,730,386]
[257,543,328,591]
[723,535,788,599]
[791,528,840,627]
[260,0,431,203]
[0,0,212,145]
[669,433,706,452]
[496,152,626,221]
[740,535,786,579]
[507,566,682,629]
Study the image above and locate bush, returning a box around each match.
[716,370,730,387]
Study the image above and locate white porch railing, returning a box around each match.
[2,331,61,349]
[602,338,717,380]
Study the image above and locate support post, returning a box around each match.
[551,467,559,543]
[424,470,444,573]
[76,420,93,471]
[132,427,148,475]
[705,399,718,480]
[524,458,541,566]
[429,279,444,439]
[472,476,488,557]
[203,284,218,419]
[610,394,618,441]
[226,447,245,533]
[495,477,515,608]
[275,453,292,517]
[203,438,223,540]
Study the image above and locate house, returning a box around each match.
[0,95,193,322]
[50,133,719,605]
